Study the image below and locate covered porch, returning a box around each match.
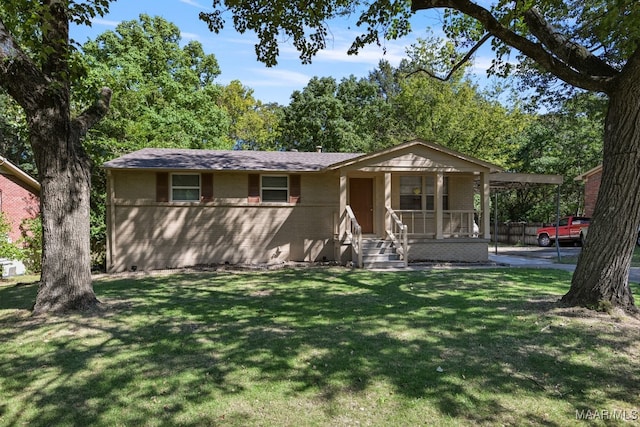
[329,140,497,267]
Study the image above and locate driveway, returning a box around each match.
[489,245,640,283]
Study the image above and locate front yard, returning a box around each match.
[1,268,639,426]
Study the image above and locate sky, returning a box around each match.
[70,0,496,106]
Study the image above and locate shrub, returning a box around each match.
[19,217,42,273]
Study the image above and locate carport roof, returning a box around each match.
[489,172,563,190]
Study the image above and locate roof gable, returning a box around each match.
[327,139,503,173]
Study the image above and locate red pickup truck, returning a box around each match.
[536,216,590,247]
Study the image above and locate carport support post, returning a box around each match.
[555,184,561,261]
[494,190,498,255]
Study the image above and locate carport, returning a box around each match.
[488,172,564,259]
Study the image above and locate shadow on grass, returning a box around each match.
[1,268,639,426]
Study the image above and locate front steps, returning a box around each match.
[360,238,406,269]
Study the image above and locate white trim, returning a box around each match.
[170,173,201,202]
[260,174,289,203]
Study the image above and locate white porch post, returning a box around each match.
[435,172,444,239]
[339,172,348,237]
[384,172,391,236]
[481,171,491,239]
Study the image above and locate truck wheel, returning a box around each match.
[538,234,551,247]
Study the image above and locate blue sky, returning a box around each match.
[70,0,496,105]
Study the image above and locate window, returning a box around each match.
[171,174,200,201]
[261,175,288,202]
[400,176,422,210]
[399,175,448,210]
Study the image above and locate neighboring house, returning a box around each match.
[0,157,40,242]
[0,156,40,277]
[103,139,500,272]
[575,164,602,217]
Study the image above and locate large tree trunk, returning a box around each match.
[30,108,99,314]
[0,4,110,314]
[562,77,640,312]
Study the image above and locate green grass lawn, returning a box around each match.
[1,268,639,426]
[557,246,640,267]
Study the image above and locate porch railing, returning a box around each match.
[345,205,363,268]
[385,206,409,267]
[396,210,477,237]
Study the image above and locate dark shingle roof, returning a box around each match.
[103,148,363,172]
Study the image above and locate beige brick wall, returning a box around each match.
[109,204,338,271]
[408,238,488,263]
[108,170,341,272]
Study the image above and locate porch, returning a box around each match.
[337,170,492,268]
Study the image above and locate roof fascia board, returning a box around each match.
[324,139,503,173]
[0,156,41,192]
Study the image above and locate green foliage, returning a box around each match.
[0,213,23,262]
[76,14,231,153]
[394,39,529,167]
[0,91,35,177]
[200,0,413,66]
[281,75,397,153]
[19,217,41,273]
[218,81,283,150]
[498,93,606,222]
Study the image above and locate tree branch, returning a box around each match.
[406,33,491,81]
[523,7,618,78]
[71,87,112,140]
[411,0,618,93]
[0,19,47,114]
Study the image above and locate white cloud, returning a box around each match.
[179,0,211,10]
[91,18,120,28]
[181,32,201,41]
[226,68,312,88]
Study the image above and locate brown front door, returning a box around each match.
[349,178,374,234]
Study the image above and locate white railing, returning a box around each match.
[386,206,409,267]
[345,205,363,268]
[396,210,477,237]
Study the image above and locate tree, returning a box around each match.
[281,76,357,152]
[501,93,605,222]
[202,1,640,311]
[217,80,282,150]
[77,15,232,265]
[0,1,113,313]
[392,39,529,166]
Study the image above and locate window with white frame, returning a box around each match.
[399,176,422,210]
[261,175,288,202]
[399,175,448,210]
[171,174,200,201]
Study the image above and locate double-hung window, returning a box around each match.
[399,175,448,210]
[171,174,200,201]
[261,175,289,202]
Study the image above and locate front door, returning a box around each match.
[349,178,374,234]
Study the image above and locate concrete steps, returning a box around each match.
[360,238,406,269]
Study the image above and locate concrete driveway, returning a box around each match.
[489,245,640,283]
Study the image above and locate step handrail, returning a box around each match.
[386,206,409,267]
[345,205,363,268]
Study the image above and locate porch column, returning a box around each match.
[334,172,348,262]
[480,171,491,239]
[384,172,391,236]
[435,172,444,239]
[339,172,348,237]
